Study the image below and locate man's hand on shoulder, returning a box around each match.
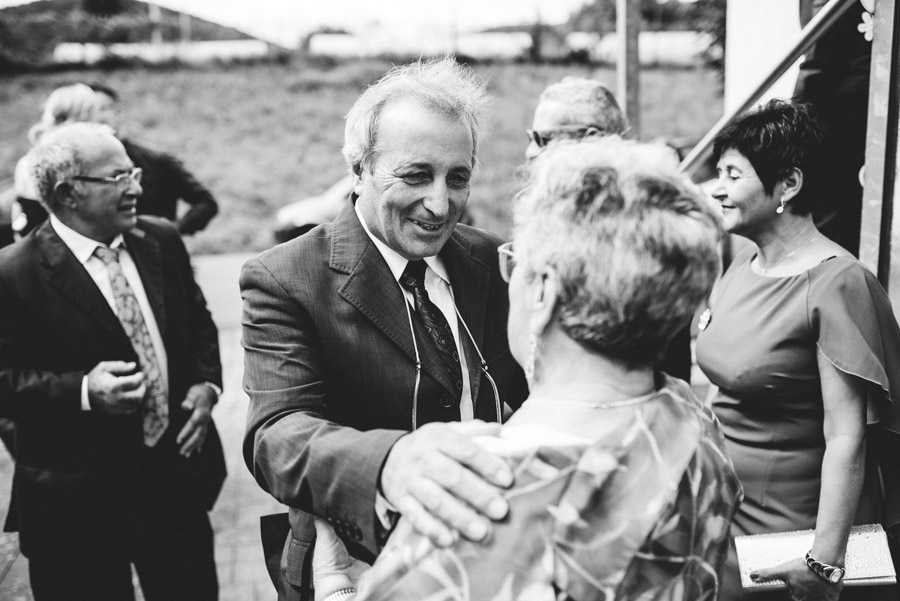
[379,420,512,548]
[87,360,145,414]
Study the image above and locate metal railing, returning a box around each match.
[678,0,858,176]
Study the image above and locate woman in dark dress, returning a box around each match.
[696,99,900,601]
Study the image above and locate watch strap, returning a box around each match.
[200,381,223,398]
[322,588,356,601]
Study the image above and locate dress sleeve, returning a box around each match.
[808,259,900,435]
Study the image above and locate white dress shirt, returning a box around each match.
[50,215,169,411]
[355,204,474,420]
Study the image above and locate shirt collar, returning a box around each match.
[354,203,451,285]
[49,214,125,265]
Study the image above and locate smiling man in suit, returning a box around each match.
[0,122,225,601]
[241,57,528,600]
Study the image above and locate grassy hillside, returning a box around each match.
[0,0,257,67]
[0,59,722,254]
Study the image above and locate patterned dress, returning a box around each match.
[355,376,742,601]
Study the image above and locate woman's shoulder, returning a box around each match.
[806,250,883,304]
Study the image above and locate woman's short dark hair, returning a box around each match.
[712,99,825,215]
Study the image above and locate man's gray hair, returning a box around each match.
[538,77,627,135]
[514,138,721,368]
[342,56,489,174]
[30,122,116,213]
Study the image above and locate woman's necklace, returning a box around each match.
[757,235,819,275]
[526,389,657,410]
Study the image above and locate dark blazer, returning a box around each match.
[0,216,225,561]
[241,202,528,592]
[123,139,219,235]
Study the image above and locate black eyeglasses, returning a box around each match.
[526,125,601,148]
[72,167,143,192]
[498,242,516,282]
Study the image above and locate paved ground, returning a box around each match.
[0,252,287,601]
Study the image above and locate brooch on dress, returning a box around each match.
[698,308,711,331]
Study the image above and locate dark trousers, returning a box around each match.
[28,440,219,601]
[28,504,216,601]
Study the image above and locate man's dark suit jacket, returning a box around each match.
[241,202,528,594]
[0,216,225,562]
[123,139,219,236]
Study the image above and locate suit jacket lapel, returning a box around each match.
[442,232,491,403]
[124,227,166,336]
[333,203,458,395]
[36,222,132,350]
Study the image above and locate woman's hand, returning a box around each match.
[751,557,842,601]
[312,518,368,601]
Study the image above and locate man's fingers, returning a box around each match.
[446,420,502,438]
[178,425,205,456]
[177,409,202,443]
[99,360,138,375]
[436,429,513,489]
[114,371,145,391]
[408,475,492,543]
[425,453,509,521]
[395,494,456,548]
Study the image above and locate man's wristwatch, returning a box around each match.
[200,381,222,399]
[805,551,846,584]
[322,588,355,601]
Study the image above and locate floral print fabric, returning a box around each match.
[356,378,742,601]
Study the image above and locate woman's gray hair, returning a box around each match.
[30,122,115,213]
[28,83,101,145]
[342,56,489,175]
[514,138,722,368]
[538,77,627,135]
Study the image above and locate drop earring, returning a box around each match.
[776,197,786,214]
[525,332,538,386]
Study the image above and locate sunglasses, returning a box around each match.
[525,125,603,148]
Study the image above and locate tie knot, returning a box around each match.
[400,260,427,291]
[93,245,120,265]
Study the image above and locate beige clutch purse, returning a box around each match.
[735,523,897,591]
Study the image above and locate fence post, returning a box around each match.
[616,0,641,139]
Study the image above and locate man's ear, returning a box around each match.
[781,167,804,203]
[351,164,364,198]
[52,180,77,209]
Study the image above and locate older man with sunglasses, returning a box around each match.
[524,77,693,382]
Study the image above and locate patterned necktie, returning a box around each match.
[93,246,168,446]
[400,260,463,404]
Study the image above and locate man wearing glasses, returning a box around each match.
[241,57,528,601]
[524,77,693,383]
[0,122,225,600]
[525,76,628,162]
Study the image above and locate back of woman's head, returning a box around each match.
[514,138,722,368]
[28,84,101,144]
[712,99,825,214]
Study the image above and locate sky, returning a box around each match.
[0,0,596,47]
